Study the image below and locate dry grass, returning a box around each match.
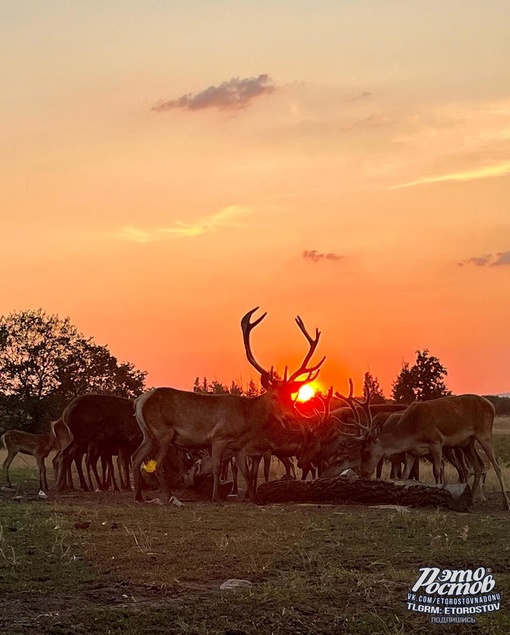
[1,433,510,634]
[1,490,509,635]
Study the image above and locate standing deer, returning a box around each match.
[335,379,509,510]
[1,429,57,491]
[132,307,325,503]
[298,398,408,477]
[56,395,142,492]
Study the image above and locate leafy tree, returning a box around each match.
[209,380,230,395]
[391,362,416,405]
[392,349,451,404]
[363,371,385,404]
[245,379,261,397]
[228,381,243,396]
[0,309,147,430]
[193,377,209,394]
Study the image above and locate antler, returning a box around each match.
[240,307,272,379]
[313,386,333,421]
[287,316,326,382]
[292,386,333,421]
[334,377,374,440]
[241,308,325,386]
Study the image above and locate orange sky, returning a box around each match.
[1,2,509,396]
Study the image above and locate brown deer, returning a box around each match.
[1,429,57,491]
[335,379,509,510]
[51,418,78,490]
[56,395,142,492]
[297,396,408,477]
[132,307,325,503]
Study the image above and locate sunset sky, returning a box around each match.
[1,1,509,396]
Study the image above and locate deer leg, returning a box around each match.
[65,460,75,490]
[210,441,228,503]
[220,460,228,482]
[460,441,483,502]
[376,458,384,479]
[60,442,88,492]
[151,436,175,503]
[233,448,254,501]
[91,449,105,491]
[107,455,120,492]
[462,440,483,503]
[263,453,271,482]
[73,448,87,491]
[283,456,296,479]
[249,455,262,493]
[85,445,102,491]
[118,447,131,490]
[100,454,109,490]
[99,452,115,491]
[472,445,487,502]
[428,446,443,484]
[409,458,420,481]
[85,452,95,491]
[120,452,130,490]
[52,452,60,483]
[402,453,418,480]
[475,437,509,510]
[36,455,49,492]
[224,458,239,495]
[131,437,154,502]
[75,449,89,491]
[2,449,16,488]
[231,459,239,495]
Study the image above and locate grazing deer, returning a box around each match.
[132,307,325,503]
[298,398,408,477]
[1,429,57,491]
[51,418,81,490]
[56,395,142,492]
[335,379,509,511]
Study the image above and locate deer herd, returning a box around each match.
[1,308,509,511]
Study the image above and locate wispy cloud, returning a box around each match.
[388,98,510,189]
[458,251,510,267]
[152,75,277,112]
[391,160,510,190]
[116,206,252,243]
[303,250,343,263]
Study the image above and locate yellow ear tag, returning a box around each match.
[142,459,157,473]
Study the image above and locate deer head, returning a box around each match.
[241,307,325,425]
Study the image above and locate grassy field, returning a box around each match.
[1,425,509,635]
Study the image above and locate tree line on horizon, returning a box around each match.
[0,309,508,434]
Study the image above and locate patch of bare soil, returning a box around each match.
[0,579,227,633]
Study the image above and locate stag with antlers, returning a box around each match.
[297,387,407,478]
[131,307,325,503]
[333,378,509,510]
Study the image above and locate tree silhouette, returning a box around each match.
[363,371,385,404]
[392,349,451,404]
[0,309,147,430]
[192,376,261,396]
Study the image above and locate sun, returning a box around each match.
[295,384,316,403]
